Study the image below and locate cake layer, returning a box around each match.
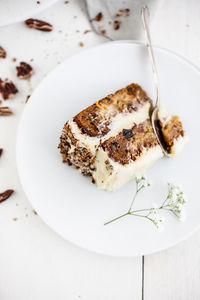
[92,120,164,191]
[73,83,152,137]
[59,83,152,176]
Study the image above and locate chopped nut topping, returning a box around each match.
[0,79,18,100]
[113,20,121,30]
[0,46,6,58]
[25,18,53,32]
[93,12,104,22]
[16,62,33,79]
[0,106,13,116]
[0,189,14,203]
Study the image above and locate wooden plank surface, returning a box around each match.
[1,0,200,299]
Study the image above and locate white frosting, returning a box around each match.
[93,146,163,191]
[68,102,151,155]
[157,105,171,125]
[170,135,189,155]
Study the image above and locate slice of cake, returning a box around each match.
[59,83,188,191]
[59,83,152,176]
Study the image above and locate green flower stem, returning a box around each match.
[128,186,143,212]
[104,212,130,226]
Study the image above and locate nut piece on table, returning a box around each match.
[16,62,33,79]
[25,18,53,32]
[0,189,14,203]
[113,20,121,30]
[92,12,104,22]
[0,107,13,116]
[0,79,18,100]
[0,46,6,58]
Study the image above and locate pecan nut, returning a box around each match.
[0,106,13,116]
[16,62,33,79]
[25,18,53,32]
[0,189,14,203]
[0,46,6,58]
[0,79,18,100]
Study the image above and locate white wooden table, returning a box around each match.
[1,0,200,299]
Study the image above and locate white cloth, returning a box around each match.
[85,0,160,40]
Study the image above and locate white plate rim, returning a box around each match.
[16,40,200,257]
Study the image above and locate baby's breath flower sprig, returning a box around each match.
[104,176,187,230]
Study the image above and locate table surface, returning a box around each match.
[0,0,200,299]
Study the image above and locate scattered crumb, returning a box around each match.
[186,24,190,27]
[12,57,17,62]
[100,29,106,35]
[79,42,84,47]
[83,29,91,34]
[113,20,121,30]
[76,30,80,33]
[37,1,40,4]
[115,11,123,17]
[0,148,3,157]
[92,12,104,22]
[25,95,31,103]
[58,30,62,33]
[25,214,28,217]
[0,46,6,59]
[32,209,37,215]
[13,217,18,221]
[115,8,130,18]
[108,21,112,25]
[65,0,69,3]
[30,58,34,62]
[73,16,77,19]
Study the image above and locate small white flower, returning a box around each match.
[148,210,165,231]
[136,175,151,189]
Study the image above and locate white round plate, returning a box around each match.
[0,0,58,27]
[17,41,200,257]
